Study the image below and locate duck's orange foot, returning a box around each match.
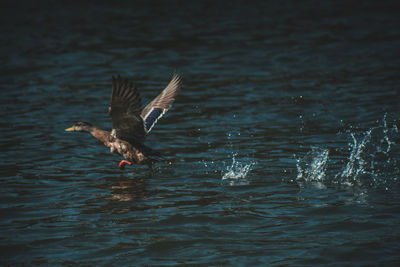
[118,160,132,170]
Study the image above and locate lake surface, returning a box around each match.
[1,1,400,265]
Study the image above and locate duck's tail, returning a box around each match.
[146,149,165,162]
[132,140,165,162]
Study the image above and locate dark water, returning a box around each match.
[1,1,400,265]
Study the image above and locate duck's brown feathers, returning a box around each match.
[109,76,145,143]
[109,74,181,143]
[90,127,155,166]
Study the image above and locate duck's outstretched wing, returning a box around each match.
[109,75,146,143]
[141,74,181,134]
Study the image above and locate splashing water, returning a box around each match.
[337,115,400,188]
[296,115,400,190]
[296,147,329,188]
[338,131,372,186]
[222,154,254,185]
[200,130,255,185]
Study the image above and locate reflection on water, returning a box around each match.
[1,1,400,265]
[110,177,149,202]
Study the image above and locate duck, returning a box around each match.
[65,74,181,170]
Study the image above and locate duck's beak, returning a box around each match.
[65,126,76,132]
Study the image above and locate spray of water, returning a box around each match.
[338,114,399,188]
[338,131,372,186]
[295,115,399,190]
[222,153,254,182]
[200,130,255,185]
[296,147,329,188]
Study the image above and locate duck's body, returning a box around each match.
[66,74,181,170]
[75,124,155,167]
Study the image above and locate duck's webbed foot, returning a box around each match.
[118,160,132,170]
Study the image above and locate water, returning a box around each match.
[1,1,400,265]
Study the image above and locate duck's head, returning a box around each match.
[65,121,93,132]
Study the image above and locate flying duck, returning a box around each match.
[65,74,181,170]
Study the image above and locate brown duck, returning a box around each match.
[65,74,181,170]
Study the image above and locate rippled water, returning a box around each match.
[1,1,400,265]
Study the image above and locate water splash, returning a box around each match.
[295,115,400,190]
[222,154,254,186]
[200,129,255,184]
[338,131,372,186]
[296,147,329,188]
[337,114,399,189]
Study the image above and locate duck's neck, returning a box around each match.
[87,126,113,144]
